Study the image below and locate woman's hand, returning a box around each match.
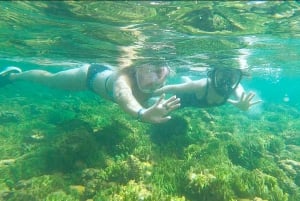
[142,94,180,123]
[228,91,262,111]
[152,86,166,96]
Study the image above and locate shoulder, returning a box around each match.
[191,78,207,88]
[115,68,134,81]
[194,78,208,97]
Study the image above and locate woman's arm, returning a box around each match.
[113,74,143,117]
[113,74,180,123]
[154,80,201,96]
[227,84,262,111]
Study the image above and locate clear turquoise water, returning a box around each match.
[1,1,300,201]
[1,1,300,106]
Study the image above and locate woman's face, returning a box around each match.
[136,65,170,93]
[212,68,242,96]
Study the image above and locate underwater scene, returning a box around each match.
[1,1,300,201]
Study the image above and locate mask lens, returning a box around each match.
[215,69,242,89]
[136,66,169,93]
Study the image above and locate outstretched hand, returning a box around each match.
[228,91,262,111]
[142,94,180,123]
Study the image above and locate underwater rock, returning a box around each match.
[78,157,154,198]
[105,155,153,184]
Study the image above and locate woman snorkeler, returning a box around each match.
[154,67,261,111]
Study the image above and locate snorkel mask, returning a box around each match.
[136,65,170,93]
[208,68,243,96]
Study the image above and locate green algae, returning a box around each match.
[1,1,300,200]
[1,84,300,201]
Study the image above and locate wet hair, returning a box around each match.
[133,58,167,69]
[207,66,250,77]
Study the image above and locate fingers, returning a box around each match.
[164,95,178,104]
[168,99,181,111]
[153,88,163,95]
[164,96,180,106]
[244,92,262,107]
[167,97,180,107]
[162,96,180,112]
[154,93,166,107]
[250,100,263,106]
[158,116,171,123]
[245,92,255,102]
[240,92,245,101]
[164,102,180,112]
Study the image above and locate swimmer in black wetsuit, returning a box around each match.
[154,67,261,111]
[0,61,180,124]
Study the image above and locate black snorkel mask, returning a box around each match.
[208,68,243,96]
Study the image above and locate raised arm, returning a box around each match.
[113,74,180,123]
[154,80,202,96]
[113,74,143,117]
[227,84,262,111]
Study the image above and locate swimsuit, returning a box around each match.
[178,79,228,108]
[86,64,114,100]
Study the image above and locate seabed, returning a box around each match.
[1,83,300,201]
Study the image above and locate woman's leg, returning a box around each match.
[10,65,89,91]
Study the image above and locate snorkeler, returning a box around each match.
[154,67,261,111]
[0,62,180,124]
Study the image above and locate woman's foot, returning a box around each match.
[0,66,22,87]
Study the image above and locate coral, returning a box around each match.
[93,180,152,201]
[105,155,153,184]
[187,168,216,192]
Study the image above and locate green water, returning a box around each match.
[1,1,300,201]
